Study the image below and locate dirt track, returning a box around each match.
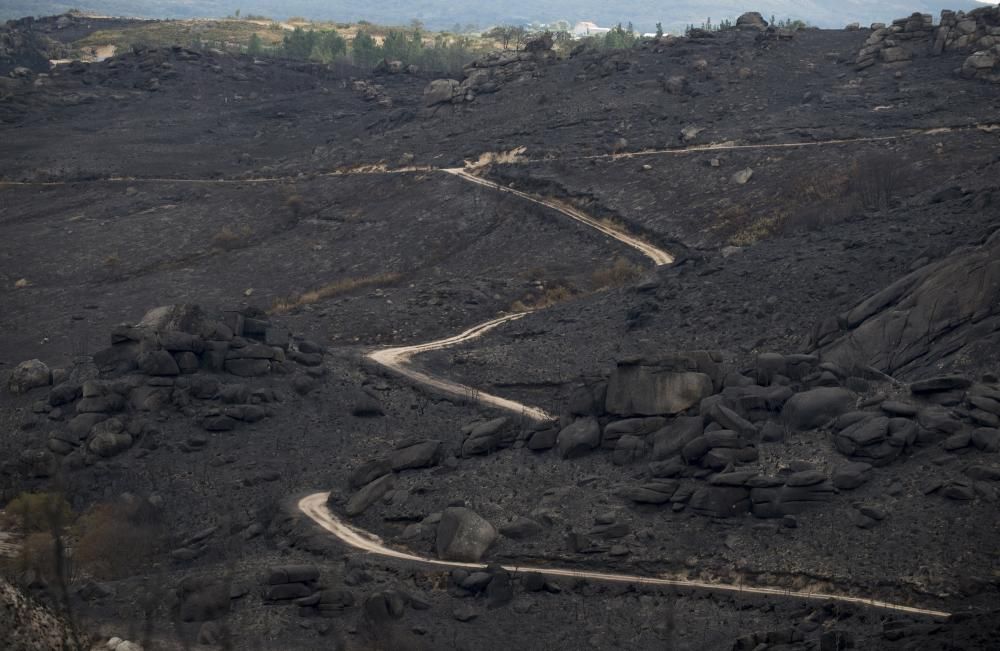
[297,493,951,619]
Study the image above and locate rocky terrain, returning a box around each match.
[2,8,1000,651]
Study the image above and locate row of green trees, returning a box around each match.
[247,26,479,74]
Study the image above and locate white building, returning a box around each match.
[572,21,612,38]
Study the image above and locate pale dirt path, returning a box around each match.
[443,168,674,266]
[3,123,996,188]
[298,493,951,619]
[367,313,555,422]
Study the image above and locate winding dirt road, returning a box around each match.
[332,162,955,620]
[1,127,969,619]
[298,493,950,619]
[366,313,555,422]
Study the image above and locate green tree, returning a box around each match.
[656,22,664,38]
[283,27,317,59]
[352,30,381,68]
[312,30,347,62]
[247,32,263,56]
[604,23,637,49]
[381,29,411,61]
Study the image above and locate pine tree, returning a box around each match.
[247,32,263,56]
[352,31,381,68]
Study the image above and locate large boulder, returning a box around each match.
[343,474,395,517]
[605,356,717,416]
[689,486,751,518]
[736,12,768,30]
[557,418,601,459]
[87,418,133,457]
[462,417,510,455]
[651,416,704,460]
[8,359,51,394]
[391,439,442,471]
[782,388,855,430]
[138,350,180,376]
[424,79,459,106]
[436,507,497,562]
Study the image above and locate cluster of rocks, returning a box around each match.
[350,79,392,108]
[854,8,1000,82]
[339,340,998,571]
[6,305,327,476]
[539,350,998,520]
[261,562,432,628]
[855,13,933,69]
[373,57,418,76]
[423,32,555,107]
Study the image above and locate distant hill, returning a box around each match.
[1,1,988,32]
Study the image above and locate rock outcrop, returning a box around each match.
[855,7,1000,82]
[423,32,556,107]
[812,229,1000,378]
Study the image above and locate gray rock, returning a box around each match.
[138,350,180,376]
[344,474,395,517]
[617,480,678,504]
[224,358,270,377]
[605,357,716,416]
[8,359,51,394]
[424,78,459,105]
[782,388,855,430]
[463,417,509,455]
[731,168,754,185]
[832,462,874,490]
[557,418,601,459]
[48,382,81,406]
[499,516,543,540]
[965,464,1000,481]
[651,416,704,460]
[971,428,1000,452]
[709,403,757,438]
[266,565,319,584]
[756,353,786,385]
[689,486,751,518]
[527,425,559,450]
[391,439,441,471]
[436,507,497,562]
[612,435,648,465]
[87,418,132,457]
